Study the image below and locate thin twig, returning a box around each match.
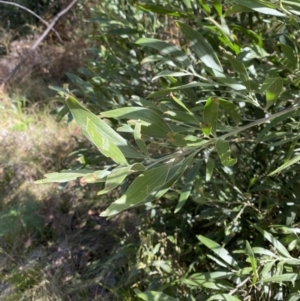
[2,0,78,85]
[229,276,250,296]
[31,0,78,50]
[0,0,62,43]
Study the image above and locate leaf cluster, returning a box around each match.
[38,0,300,300]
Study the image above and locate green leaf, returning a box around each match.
[280,44,298,69]
[66,95,145,159]
[261,261,276,279]
[169,93,193,114]
[35,170,105,184]
[206,158,215,182]
[225,54,251,91]
[146,152,198,201]
[148,81,216,98]
[87,118,128,165]
[164,110,200,125]
[167,133,204,147]
[245,241,258,283]
[260,77,283,109]
[199,0,211,13]
[219,99,241,125]
[80,170,111,184]
[100,164,170,217]
[175,160,202,213]
[177,22,223,73]
[101,107,172,138]
[216,140,237,167]
[184,271,234,289]
[132,96,163,113]
[136,38,190,68]
[197,235,239,268]
[137,4,184,17]
[207,294,242,301]
[256,109,300,143]
[188,272,234,281]
[225,4,253,16]
[252,247,277,258]
[288,293,300,301]
[98,166,131,196]
[134,289,179,301]
[268,153,300,176]
[261,273,300,282]
[231,0,285,16]
[252,224,291,257]
[203,97,219,136]
[213,69,247,91]
[134,122,150,157]
[152,260,173,273]
[152,70,190,81]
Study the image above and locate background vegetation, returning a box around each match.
[2,0,300,300]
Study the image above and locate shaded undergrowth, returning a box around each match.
[0,96,139,300]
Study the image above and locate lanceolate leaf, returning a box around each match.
[135,289,179,301]
[98,164,145,196]
[177,22,223,73]
[230,0,285,16]
[80,170,111,184]
[148,81,216,98]
[101,107,172,138]
[213,69,247,91]
[66,95,145,159]
[245,241,258,283]
[137,4,184,17]
[102,167,131,194]
[207,294,242,301]
[219,99,241,125]
[225,54,251,91]
[134,122,150,157]
[261,273,300,282]
[225,4,253,15]
[152,70,190,81]
[136,38,191,68]
[203,97,219,136]
[252,224,291,257]
[35,170,106,184]
[164,111,200,125]
[87,118,128,165]
[175,160,202,213]
[280,44,298,68]
[206,158,215,182]
[216,140,237,167]
[100,164,170,217]
[268,153,300,176]
[197,235,239,268]
[256,109,300,143]
[260,77,283,109]
[100,107,170,129]
[101,152,197,217]
[169,93,193,114]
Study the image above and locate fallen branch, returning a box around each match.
[2,0,78,86]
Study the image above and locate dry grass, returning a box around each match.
[0,94,137,300]
[0,35,87,102]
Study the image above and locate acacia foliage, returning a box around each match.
[38,0,300,300]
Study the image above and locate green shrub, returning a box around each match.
[38,1,300,300]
